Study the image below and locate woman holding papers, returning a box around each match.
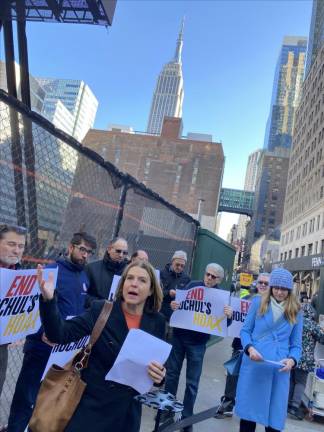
[35,261,166,432]
[235,268,303,432]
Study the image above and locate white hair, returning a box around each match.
[205,263,224,279]
[257,272,270,281]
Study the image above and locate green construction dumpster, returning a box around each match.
[191,228,236,347]
[191,228,236,290]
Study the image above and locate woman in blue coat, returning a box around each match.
[235,268,303,432]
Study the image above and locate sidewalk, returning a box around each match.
[141,339,324,431]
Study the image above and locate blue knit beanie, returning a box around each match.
[269,268,293,290]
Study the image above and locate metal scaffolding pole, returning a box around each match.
[16,0,39,250]
[2,4,27,227]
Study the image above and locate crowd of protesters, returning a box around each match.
[0,223,324,432]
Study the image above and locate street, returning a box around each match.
[141,339,324,432]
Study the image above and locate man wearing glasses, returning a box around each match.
[160,251,191,325]
[85,237,129,305]
[0,224,27,403]
[163,263,232,432]
[214,272,270,419]
[7,232,96,432]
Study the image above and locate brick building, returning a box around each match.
[82,117,224,230]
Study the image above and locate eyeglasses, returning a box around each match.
[205,272,220,280]
[73,245,94,256]
[114,249,128,256]
[0,224,27,236]
[174,263,185,268]
[258,281,269,286]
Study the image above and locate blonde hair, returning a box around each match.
[259,288,300,324]
[115,261,163,313]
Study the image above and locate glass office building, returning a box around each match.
[264,36,307,152]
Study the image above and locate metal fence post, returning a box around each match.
[17,1,39,251]
[112,182,128,239]
[188,223,200,275]
[3,14,27,227]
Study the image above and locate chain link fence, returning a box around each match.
[0,89,199,425]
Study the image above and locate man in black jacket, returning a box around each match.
[160,251,191,325]
[85,237,128,304]
[164,263,232,432]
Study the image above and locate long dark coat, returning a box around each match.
[160,263,191,321]
[39,297,165,432]
[85,252,128,305]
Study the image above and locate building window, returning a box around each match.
[321,239,324,254]
[295,248,299,258]
[297,226,301,239]
[308,243,313,255]
[309,218,315,233]
[284,252,287,260]
[301,245,305,256]
[317,215,321,230]
[280,253,283,261]
[302,222,308,236]
[315,241,318,254]
[288,250,292,259]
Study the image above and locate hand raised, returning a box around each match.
[37,264,55,301]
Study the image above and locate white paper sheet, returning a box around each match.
[105,329,171,394]
[263,359,284,368]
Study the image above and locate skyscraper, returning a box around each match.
[263,36,307,151]
[305,0,324,76]
[245,147,290,260]
[36,78,98,142]
[279,41,324,305]
[0,61,45,114]
[237,149,262,239]
[147,20,184,135]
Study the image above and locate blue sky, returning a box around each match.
[0,0,313,236]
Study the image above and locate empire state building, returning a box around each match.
[147,20,184,135]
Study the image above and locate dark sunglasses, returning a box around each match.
[258,281,269,286]
[114,249,128,256]
[205,272,220,280]
[0,224,27,235]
